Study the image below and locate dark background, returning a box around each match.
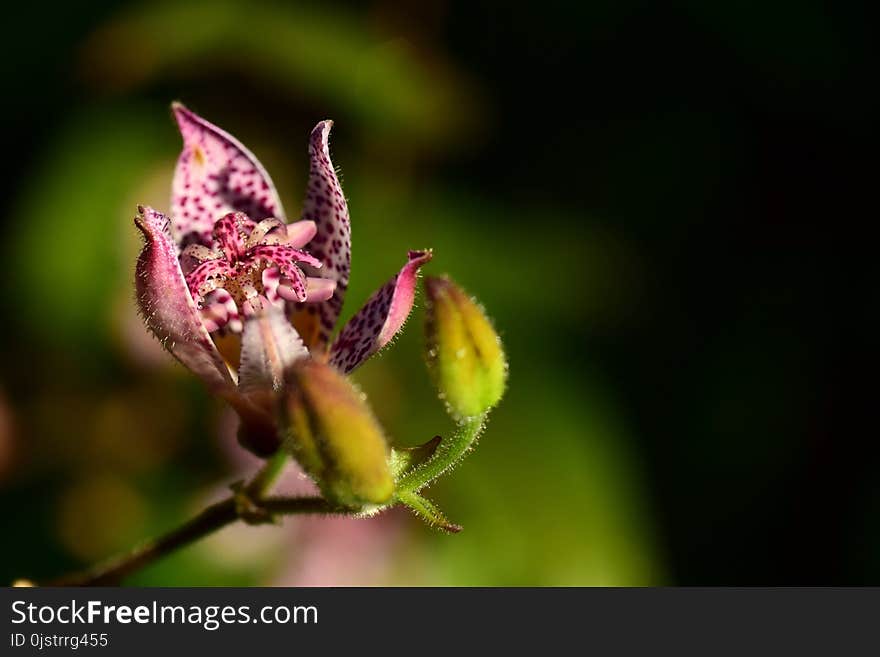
[0,1,871,584]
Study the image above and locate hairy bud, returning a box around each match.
[279,360,394,506]
[424,276,507,419]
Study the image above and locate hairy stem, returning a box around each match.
[44,495,342,586]
[42,451,341,587]
[47,497,238,586]
[246,449,290,498]
[395,414,486,493]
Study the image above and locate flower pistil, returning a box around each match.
[184,212,335,333]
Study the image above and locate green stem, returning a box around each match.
[395,414,486,493]
[396,490,462,533]
[246,449,290,498]
[261,497,354,515]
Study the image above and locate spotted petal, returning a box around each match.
[171,103,285,246]
[239,307,309,394]
[297,120,351,347]
[329,250,433,374]
[134,205,236,394]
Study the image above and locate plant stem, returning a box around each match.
[246,449,290,498]
[261,497,354,515]
[38,417,484,585]
[44,495,341,586]
[42,450,339,587]
[395,414,486,493]
[46,496,238,586]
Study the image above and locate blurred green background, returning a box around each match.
[0,1,868,585]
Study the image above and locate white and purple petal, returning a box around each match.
[171,103,285,246]
[297,120,351,347]
[134,205,237,394]
[329,250,433,374]
[238,307,309,394]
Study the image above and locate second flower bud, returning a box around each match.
[279,359,394,507]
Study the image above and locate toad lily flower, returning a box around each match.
[135,103,431,455]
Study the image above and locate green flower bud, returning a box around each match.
[279,360,394,507]
[424,276,507,419]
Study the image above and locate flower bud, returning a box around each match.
[279,360,394,506]
[424,276,507,419]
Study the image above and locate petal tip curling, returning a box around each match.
[297,117,352,348]
[328,248,433,374]
[134,204,171,237]
[310,120,334,143]
[407,249,433,264]
[134,205,237,396]
[170,101,201,134]
[170,101,198,140]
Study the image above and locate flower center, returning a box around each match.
[184,212,323,333]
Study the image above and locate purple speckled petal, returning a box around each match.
[329,250,432,374]
[297,120,351,347]
[238,307,309,394]
[134,205,237,395]
[245,244,323,272]
[212,212,251,261]
[171,103,285,246]
[186,257,235,299]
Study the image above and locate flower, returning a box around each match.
[135,103,431,454]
